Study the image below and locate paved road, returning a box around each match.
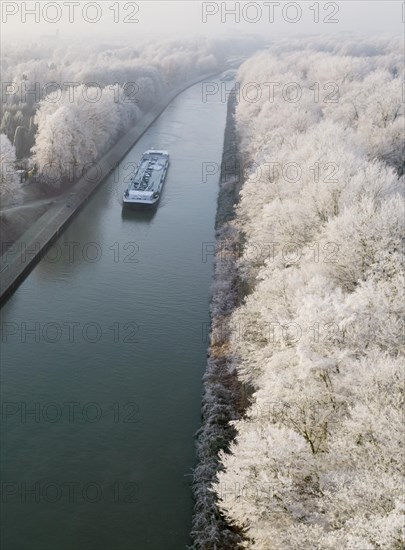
[0,197,59,214]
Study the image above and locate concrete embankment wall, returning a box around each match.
[0,71,220,306]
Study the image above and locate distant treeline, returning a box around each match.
[0,35,262,198]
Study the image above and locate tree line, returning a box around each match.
[207,34,403,550]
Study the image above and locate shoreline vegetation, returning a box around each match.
[191,87,248,550]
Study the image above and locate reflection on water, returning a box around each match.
[121,206,157,223]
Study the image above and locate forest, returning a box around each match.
[203,34,404,549]
[2,29,403,550]
[0,34,260,200]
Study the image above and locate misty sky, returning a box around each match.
[2,1,404,44]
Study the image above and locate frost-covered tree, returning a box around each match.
[0,133,21,201]
[2,34,263,190]
[211,36,405,550]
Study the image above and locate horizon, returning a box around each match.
[2,1,403,44]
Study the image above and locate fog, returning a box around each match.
[2,1,403,44]
[1,2,404,550]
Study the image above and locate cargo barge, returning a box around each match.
[123,150,169,206]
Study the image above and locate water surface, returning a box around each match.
[0,79,227,550]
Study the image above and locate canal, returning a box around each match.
[0,78,227,550]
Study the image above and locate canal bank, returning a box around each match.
[0,70,221,306]
[191,87,248,549]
